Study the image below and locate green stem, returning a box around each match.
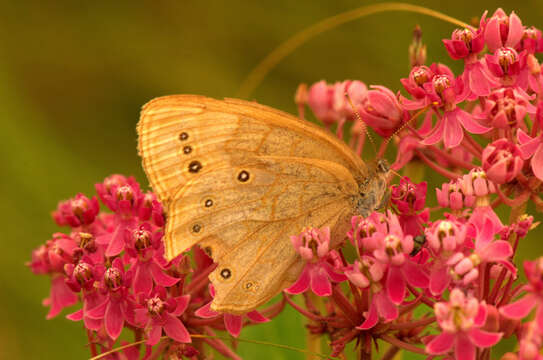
[237,3,468,98]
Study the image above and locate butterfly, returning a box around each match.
[137,95,389,315]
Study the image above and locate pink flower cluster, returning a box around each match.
[28,175,282,359]
[29,7,543,360]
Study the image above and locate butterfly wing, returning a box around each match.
[137,95,366,313]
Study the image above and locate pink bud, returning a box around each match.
[484,9,524,52]
[482,139,524,184]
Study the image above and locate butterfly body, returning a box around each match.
[137,95,389,314]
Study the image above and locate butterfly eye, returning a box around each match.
[188,161,203,173]
[237,170,250,182]
[183,145,192,154]
[179,132,189,141]
[220,268,232,279]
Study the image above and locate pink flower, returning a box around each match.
[135,286,191,345]
[334,80,368,120]
[359,85,405,137]
[95,174,143,214]
[460,168,497,198]
[344,256,398,329]
[348,212,388,254]
[518,111,543,181]
[476,87,535,130]
[420,75,490,148]
[436,179,476,211]
[448,218,514,286]
[425,219,467,295]
[307,80,367,127]
[444,27,498,98]
[400,65,435,99]
[53,193,100,228]
[486,47,528,87]
[484,9,524,52]
[86,258,137,340]
[43,274,79,319]
[95,175,147,257]
[372,212,429,304]
[501,257,543,331]
[285,227,347,296]
[125,223,180,296]
[519,26,543,54]
[401,63,455,110]
[390,177,429,236]
[518,321,543,360]
[195,285,269,337]
[426,288,502,360]
[482,139,524,184]
[444,27,485,61]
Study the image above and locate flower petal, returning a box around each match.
[386,266,406,304]
[105,301,124,340]
[430,265,451,296]
[421,118,445,146]
[195,302,220,318]
[224,313,243,338]
[501,294,537,323]
[310,266,332,297]
[375,291,399,321]
[403,261,429,288]
[426,331,455,354]
[164,314,191,343]
[531,145,543,181]
[284,265,310,294]
[455,333,475,360]
[147,324,162,346]
[150,262,180,287]
[357,299,378,330]
[443,112,464,149]
[468,328,502,347]
[246,310,269,323]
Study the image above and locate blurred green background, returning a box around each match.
[2,1,542,359]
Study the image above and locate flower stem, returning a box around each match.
[387,316,436,330]
[237,2,468,98]
[381,345,400,360]
[415,149,461,179]
[331,285,362,325]
[306,293,324,359]
[380,334,426,355]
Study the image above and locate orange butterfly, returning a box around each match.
[137,95,389,314]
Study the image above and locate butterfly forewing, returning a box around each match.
[137,95,369,313]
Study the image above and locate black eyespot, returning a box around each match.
[245,281,253,290]
[179,132,189,141]
[237,170,250,182]
[204,246,212,257]
[192,223,202,233]
[204,199,213,207]
[183,146,192,154]
[188,161,202,173]
[220,268,231,279]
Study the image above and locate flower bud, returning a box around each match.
[104,266,123,290]
[482,139,524,184]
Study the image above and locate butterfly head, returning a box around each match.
[355,159,390,217]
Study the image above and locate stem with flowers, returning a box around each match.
[28,6,543,360]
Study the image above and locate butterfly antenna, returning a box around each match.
[345,92,378,156]
[381,105,431,152]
